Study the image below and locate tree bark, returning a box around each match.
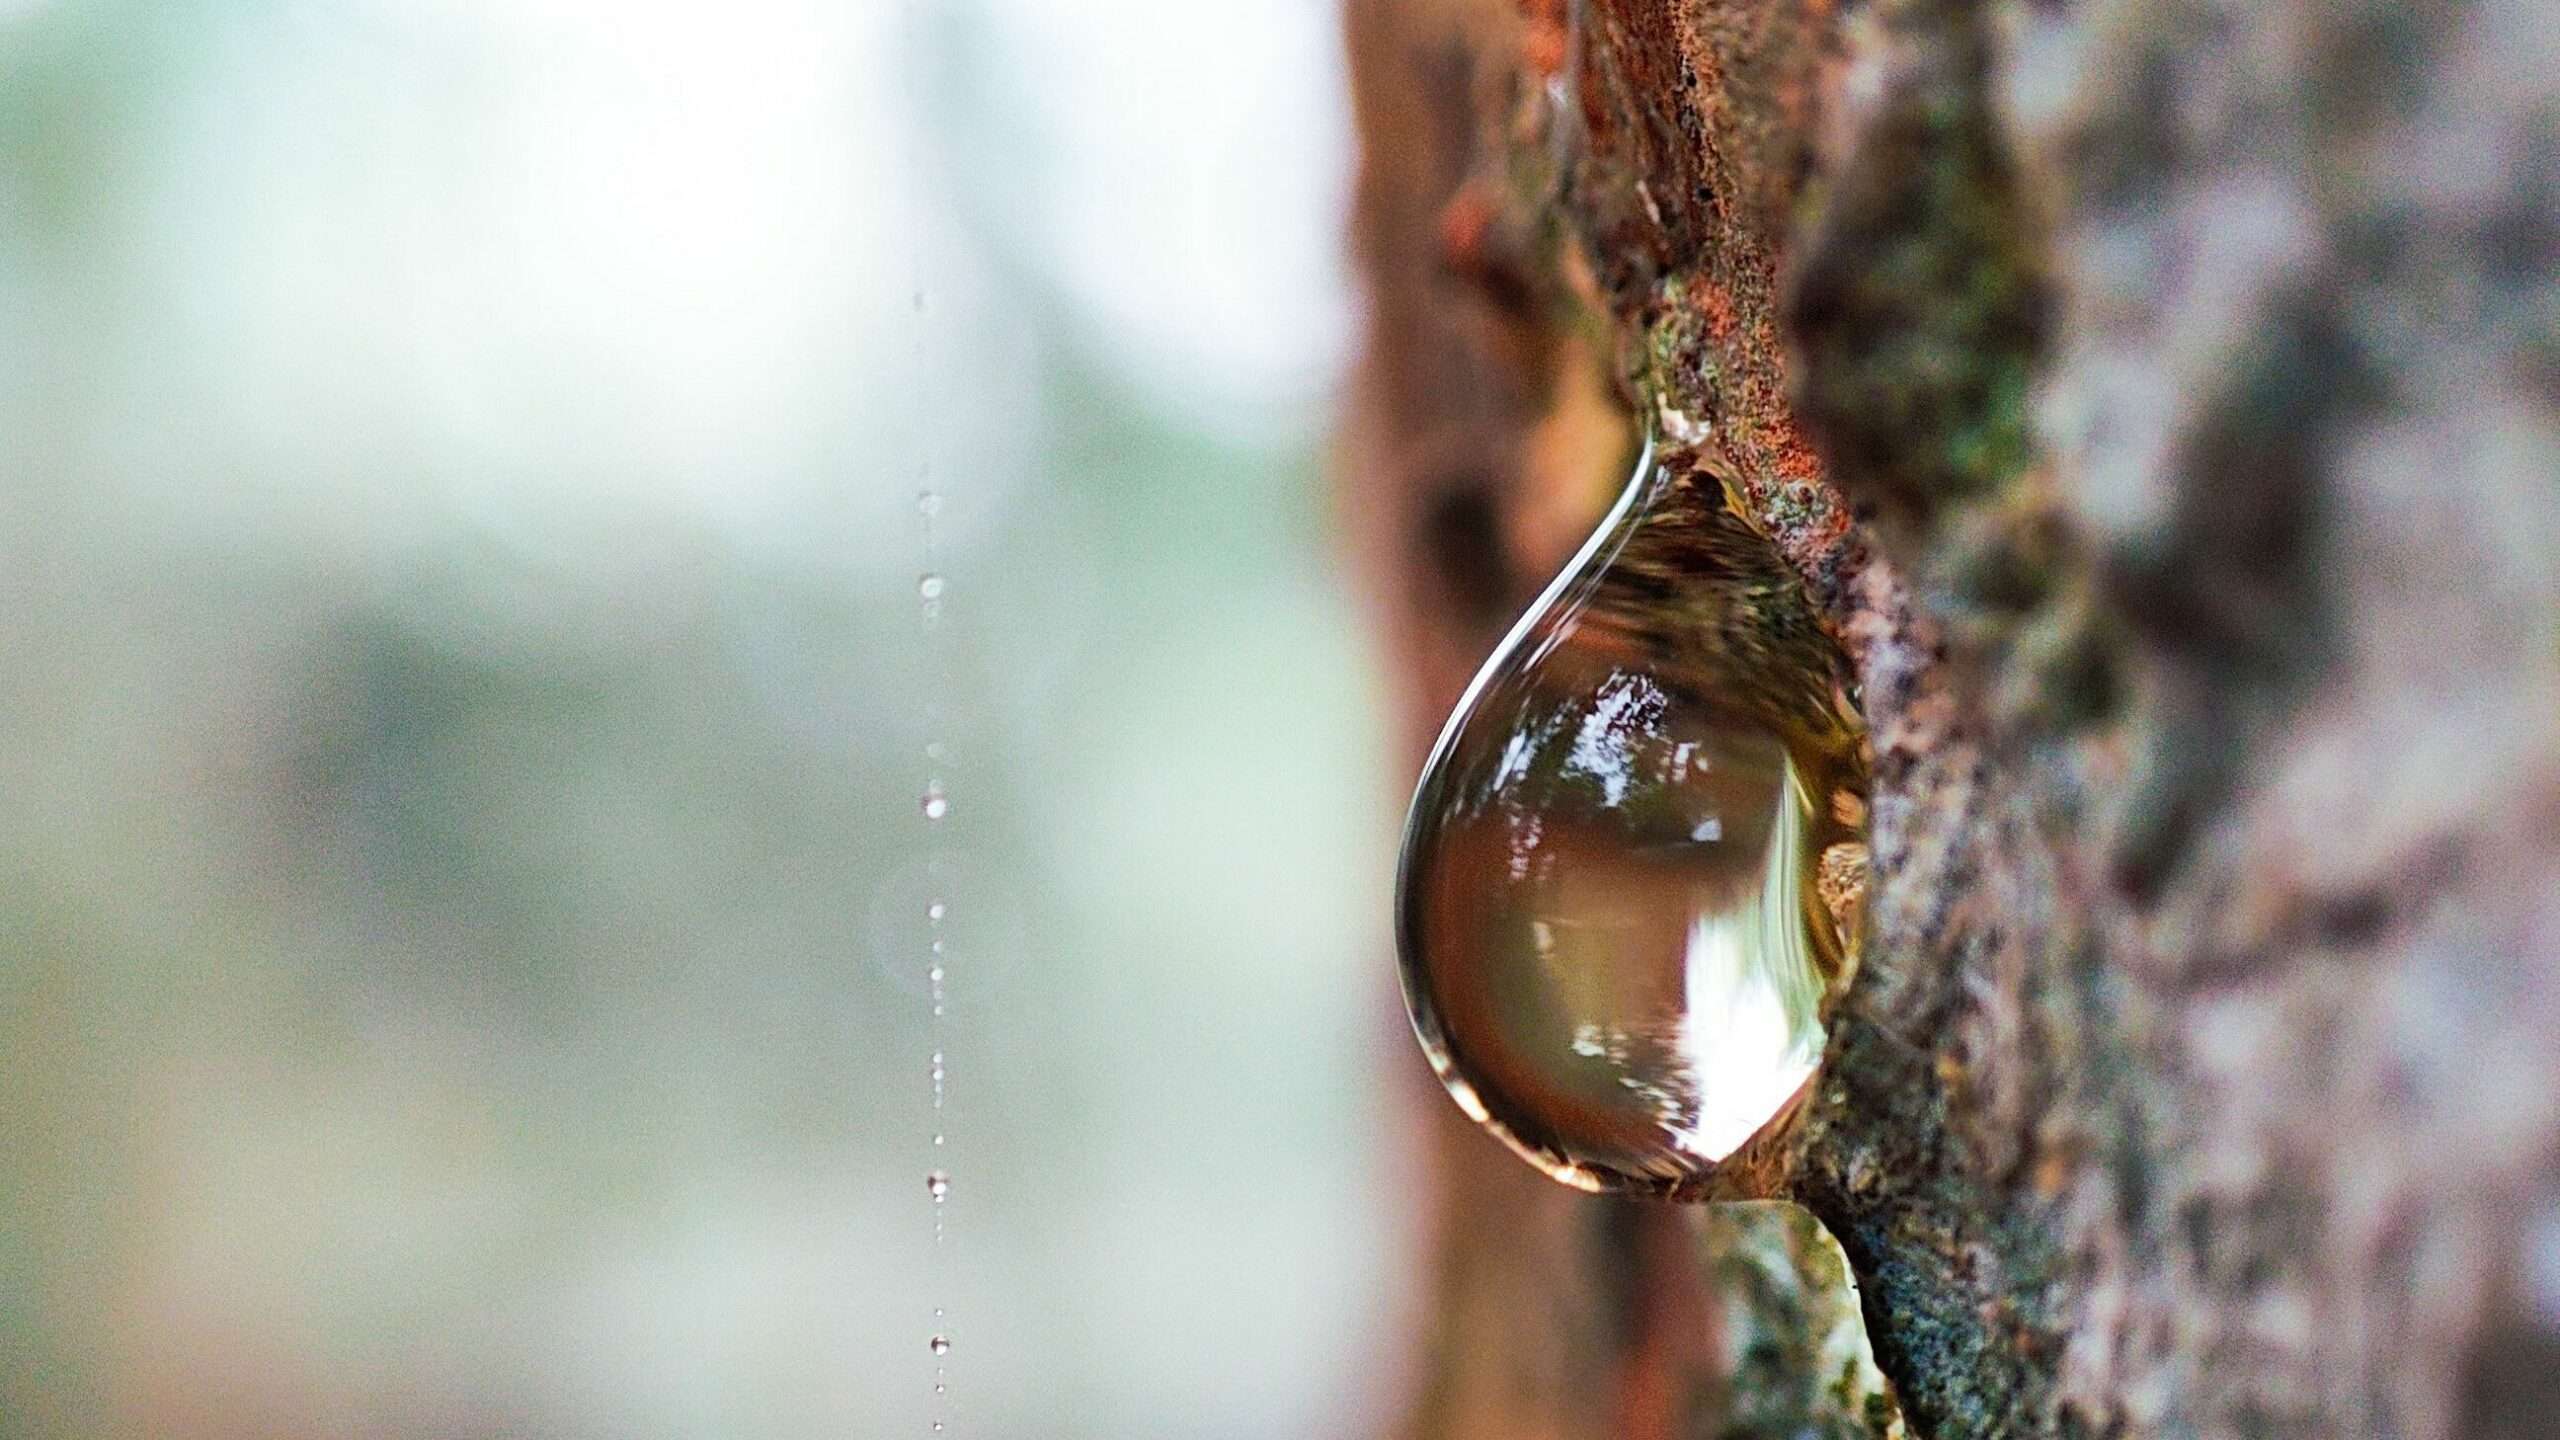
[1340,1,2560,1437]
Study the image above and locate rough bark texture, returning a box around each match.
[1341,1,2560,1437]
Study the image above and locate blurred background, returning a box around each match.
[1,1,1423,1436]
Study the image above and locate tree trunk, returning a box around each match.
[1338,1,2560,1437]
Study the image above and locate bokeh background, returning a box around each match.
[1,2,1421,1436]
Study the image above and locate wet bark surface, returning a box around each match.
[1340,1,2560,1436]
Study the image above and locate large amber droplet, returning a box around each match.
[1397,438,1867,1194]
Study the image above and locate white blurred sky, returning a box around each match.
[40,0,1356,568]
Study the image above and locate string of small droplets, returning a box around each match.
[907,9,953,1418]
[918,442,952,1429]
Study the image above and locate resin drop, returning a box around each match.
[926,1170,949,1201]
[930,1335,952,1356]
[1396,438,1866,1194]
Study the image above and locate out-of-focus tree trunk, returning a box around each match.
[1338,1,2560,1437]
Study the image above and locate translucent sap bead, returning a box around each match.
[1395,438,1866,1194]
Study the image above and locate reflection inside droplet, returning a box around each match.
[1396,436,1866,1194]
